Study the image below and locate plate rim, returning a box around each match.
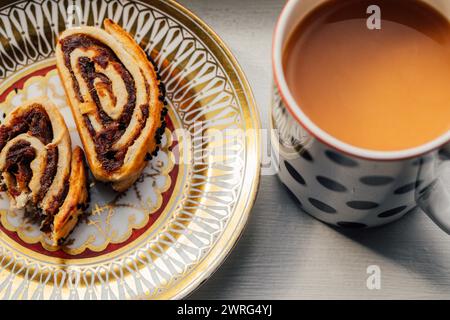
[152,0,261,300]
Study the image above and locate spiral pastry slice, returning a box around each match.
[0,99,88,244]
[56,19,164,192]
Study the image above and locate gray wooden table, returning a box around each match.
[178,0,450,299]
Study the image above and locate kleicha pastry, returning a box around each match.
[55,19,165,192]
[0,99,89,244]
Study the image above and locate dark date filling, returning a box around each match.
[0,108,68,231]
[44,179,69,221]
[0,107,54,198]
[0,105,53,150]
[36,145,58,203]
[4,141,36,197]
[60,34,151,172]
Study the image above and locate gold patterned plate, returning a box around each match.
[0,0,260,299]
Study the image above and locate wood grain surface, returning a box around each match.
[177,0,450,299]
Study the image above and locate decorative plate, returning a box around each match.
[0,0,260,299]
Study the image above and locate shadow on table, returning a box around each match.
[333,206,450,289]
[274,174,450,291]
[189,175,450,299]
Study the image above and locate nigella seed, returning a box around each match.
[145,52,155,64]
[158,95,165,102]
[159,84,166,95]
[144,51,160,73]
[77,203,89,211]
[156,74,162,81]
[145,153,153,161]
[2,113,5,118]
[152,147,159,156]
[163,100,168,106]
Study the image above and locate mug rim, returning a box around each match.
[272,0,450,161]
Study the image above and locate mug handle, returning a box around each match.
[416,144,450,234]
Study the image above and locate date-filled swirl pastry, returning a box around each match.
[56,19,164,192]
[0,100,89,243]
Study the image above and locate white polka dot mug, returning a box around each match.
[271,0,450,231]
